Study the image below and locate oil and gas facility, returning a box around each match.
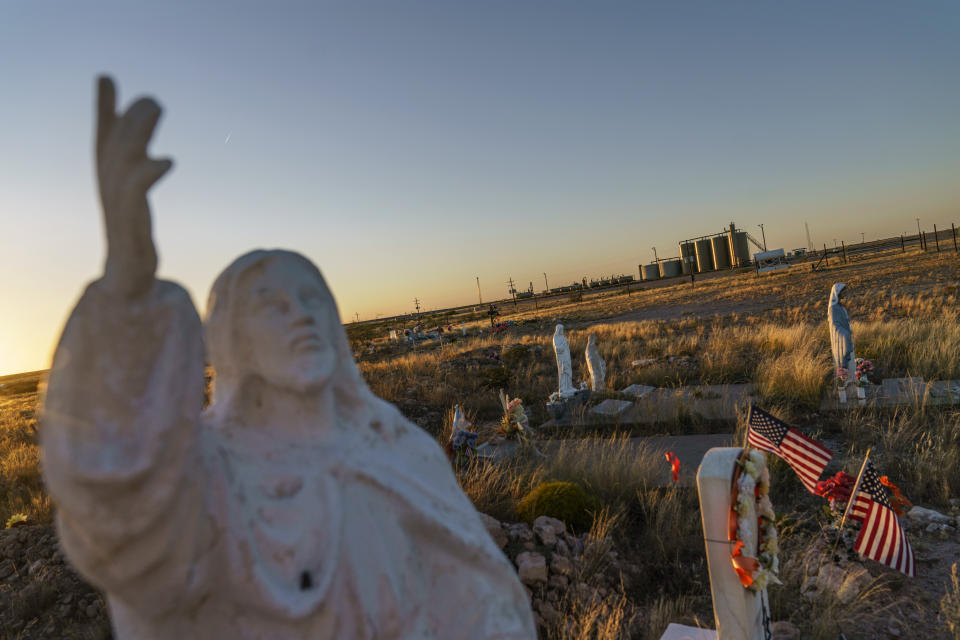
[640,222,765,281]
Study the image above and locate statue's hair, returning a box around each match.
[202,249,384,425]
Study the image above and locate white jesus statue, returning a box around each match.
[40,77,535,640]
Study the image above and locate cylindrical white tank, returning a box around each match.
[660,259,683,278]
[641,263,661,281]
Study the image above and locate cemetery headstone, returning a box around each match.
[881,377,925,402]
[40,76,536,639]
[661,447,772,640]
[588,398,633,418]
[620,383,656,399]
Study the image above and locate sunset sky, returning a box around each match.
[2,1,959,375]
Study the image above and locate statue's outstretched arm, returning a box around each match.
[40,77,209,615]
[95,75,171,298]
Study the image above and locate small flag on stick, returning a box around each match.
[746,405,833,494]
[846,456,915,577]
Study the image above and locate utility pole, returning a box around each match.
[758,224,767,251]
[805,222,813,250]
[354,312,359,323]
[543,272,549,292]
[860,232,865,244]
[476,277,482,305]
[413,298,421,318]
[507,277,517,308]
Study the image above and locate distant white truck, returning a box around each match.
[754,248,792,274]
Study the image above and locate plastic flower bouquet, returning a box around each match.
[814,471,856,513]
[855,358,875,386]
[836,367,850,389]
[497,390,531,443]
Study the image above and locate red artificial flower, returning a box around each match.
[664,451,680,483]
[815,471,856,507]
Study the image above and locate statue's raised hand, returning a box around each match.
[96,76,172,298]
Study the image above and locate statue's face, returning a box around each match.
[236,258,338,392]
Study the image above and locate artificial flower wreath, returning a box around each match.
[729,449,781,592]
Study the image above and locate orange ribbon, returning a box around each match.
[665,451,680,483]
[879,475,912,517]
[728,449,762,588]
[731,540,760,588]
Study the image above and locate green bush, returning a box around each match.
[517,481,595,532]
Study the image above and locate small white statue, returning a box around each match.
[552,324,577,397]
[585,334,606,392]
[828,283,856,384]
[40,77,535,640]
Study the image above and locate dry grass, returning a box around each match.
[360,302,960,433]
[943,563,960,639]
[459,435,662,524]
[837,406,960,508]
[0,394,51,527]
[3,248,959,637]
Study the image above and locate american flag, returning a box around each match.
[850,462,915,577]
[746,406,833,494]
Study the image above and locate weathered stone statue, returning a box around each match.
[552,324,576,397]
[584,334,606,392]
[40,77,535,640]
[828,283,856,384]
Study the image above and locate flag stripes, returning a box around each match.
[747,406,833,494]
[854,499,915,577]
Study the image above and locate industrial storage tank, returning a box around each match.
[695,239,714,272]
[641,263,661,281]
[660,259,682,278]
[679,242,697,274]
[711,235,731,269]
[730,231,750,267]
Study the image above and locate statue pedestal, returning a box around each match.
[546,389,590,420]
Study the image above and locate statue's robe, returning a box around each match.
[828,283,856,382]
[42,280,535,640]
[552,327,575,396]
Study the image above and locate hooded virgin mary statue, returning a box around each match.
[40,77,535,639]
[828,283,856,383]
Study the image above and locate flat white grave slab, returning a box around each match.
[660,623,717,640]
[882,377,925,400]
[620,383,656,398]
[589,398,633,416]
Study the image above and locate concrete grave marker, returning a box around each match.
[661,447,770,640]
[589,398,633,417]
[620,383,656,399]
[881,377,925,401]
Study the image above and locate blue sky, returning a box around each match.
[2,1,959,374]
